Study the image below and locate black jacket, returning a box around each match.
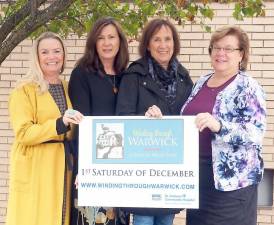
[116,58,193,216]
[116,57,193,116]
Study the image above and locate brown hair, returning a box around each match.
[77,17,129,74]
[139,18,180,58]
[208,26,249,71]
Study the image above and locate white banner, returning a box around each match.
[78,116,199,209]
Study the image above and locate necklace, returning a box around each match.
[106,74,118,94]
[112,75,118,94]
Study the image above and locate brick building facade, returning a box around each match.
[0,2,274,225]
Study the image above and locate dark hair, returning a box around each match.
[208,26,249,71]
[139,18,180,58]
[77,17,129,74]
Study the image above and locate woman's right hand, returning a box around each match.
[63,109,83,126]
[195,112,221,132]
[145,105,163,118]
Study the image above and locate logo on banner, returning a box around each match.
[95,123,124,159]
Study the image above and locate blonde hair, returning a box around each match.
[16,32,67,93]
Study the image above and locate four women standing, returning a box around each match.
[6,17,266,225]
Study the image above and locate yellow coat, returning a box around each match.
[6,81,72,225]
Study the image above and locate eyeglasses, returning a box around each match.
[210,46,242,54]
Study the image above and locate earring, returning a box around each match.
[239,61,242,70]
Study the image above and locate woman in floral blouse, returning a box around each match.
[180,26,266,225]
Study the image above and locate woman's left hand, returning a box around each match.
[145,105,163,118]
[195,112,221,132]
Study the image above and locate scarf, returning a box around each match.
[147,55,179,105]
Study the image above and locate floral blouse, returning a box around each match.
[181,71,266,191]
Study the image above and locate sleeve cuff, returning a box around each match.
[56,117,70,135]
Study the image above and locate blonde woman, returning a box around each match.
[6,32,83,225]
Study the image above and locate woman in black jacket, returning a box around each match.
[68,17,129,225]
[116,18,193,225]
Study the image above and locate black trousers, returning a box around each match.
[186,158,258,225]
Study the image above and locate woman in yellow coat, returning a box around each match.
[6,32,83,225]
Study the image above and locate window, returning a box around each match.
[258,169,273,207]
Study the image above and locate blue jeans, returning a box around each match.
[133,214,175,225]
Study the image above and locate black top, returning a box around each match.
[68,66,121,117]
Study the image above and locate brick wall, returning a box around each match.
[0,2,274,225]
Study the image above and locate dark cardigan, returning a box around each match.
[69,65,121,117]
[68,65,127,225]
